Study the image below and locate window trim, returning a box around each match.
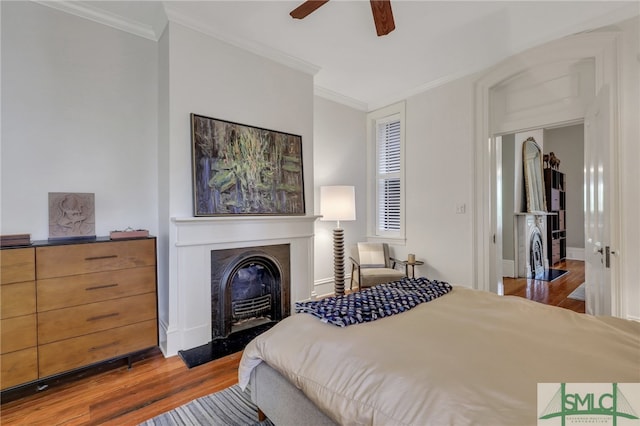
[366,102,406,242]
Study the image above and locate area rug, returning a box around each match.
[537,269,568,282]
[179,322,276,369]
[568,283,586,301]
[139,384,274,426]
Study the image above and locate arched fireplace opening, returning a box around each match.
[516,213,548,278]
[222,254,282,336]
[211,244,290,340]
[529,228,545,279]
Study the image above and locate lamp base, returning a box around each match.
[333,228,345,296]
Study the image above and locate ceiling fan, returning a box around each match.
[290,0,395,36]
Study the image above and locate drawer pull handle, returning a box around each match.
[87,312,119,322]
[89,341,119,352]
[85,283,119,291]
[85,255,118,261]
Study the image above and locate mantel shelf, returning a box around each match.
[514,212,556,216]
[172,215,321,224]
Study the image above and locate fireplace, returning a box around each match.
[516,213,549,278]
[529,227,545,278]
[163,215,318,357]
[211,244,290,339]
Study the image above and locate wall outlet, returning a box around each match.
[456,203,466,214]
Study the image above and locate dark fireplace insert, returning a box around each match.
[178,244,291,369]
[530,228,545,278]
[211,244,290,339]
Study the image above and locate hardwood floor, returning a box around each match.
[2,264,586,425]
[503,259,586,314]
[0,349,242,425]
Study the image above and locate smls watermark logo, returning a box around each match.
[538,383,640,426]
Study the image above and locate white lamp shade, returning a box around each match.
[320,186,356,221]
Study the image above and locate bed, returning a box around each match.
[238,282,640,425]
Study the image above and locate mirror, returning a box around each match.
[522,137,547,213]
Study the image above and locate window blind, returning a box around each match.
[376,119,401,232]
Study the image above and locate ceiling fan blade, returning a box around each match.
[369,0,395,36]
[290,0,330,19]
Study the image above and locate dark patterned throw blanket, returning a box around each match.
[295,277,452,327]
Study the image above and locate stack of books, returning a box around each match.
[0,234,31,247]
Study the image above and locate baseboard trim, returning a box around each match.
[502,259,515,278]
[314,275,353,298]
[566,247,585,261]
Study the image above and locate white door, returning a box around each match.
[492,136,504,295]
[584,86,612,315]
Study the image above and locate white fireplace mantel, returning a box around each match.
[514,212,553,278]
[161,215,320,356]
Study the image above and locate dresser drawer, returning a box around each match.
[38,320,157,378]
[38,292,157,345]
[37,266,156,312]
[1,248,35,285]
[1,281,36,319]
[1,314,37,354]
[36,239,156,279]
[1,347,38,390]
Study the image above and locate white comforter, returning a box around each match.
[239,286,640,425]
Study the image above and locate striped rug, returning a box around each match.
[139,384,274,426]
[567,283,586,301]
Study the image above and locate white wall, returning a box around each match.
[164,22,314,220]
[501,134,515,263]
[1,2,158,239]
[312,96,367,296]
[312,77,477,290]
[313,80,477,290]
[402,76,475,287]
[157,22,315,344]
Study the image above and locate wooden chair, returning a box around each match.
[349,242,406,290]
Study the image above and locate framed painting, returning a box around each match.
[191,114,305,216]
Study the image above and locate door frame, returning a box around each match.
[473,31,621,315]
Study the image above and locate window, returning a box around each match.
[377,117,401,232]
[367,102,405,241]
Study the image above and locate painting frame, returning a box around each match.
[190,113,306,216]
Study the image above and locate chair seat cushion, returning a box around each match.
[361,268,406,278]
[358,268,406,288]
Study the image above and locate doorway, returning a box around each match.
[473,31,620,316]
[500,124,586,278]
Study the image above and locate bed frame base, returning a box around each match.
[249,362,337,425]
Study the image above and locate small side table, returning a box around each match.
[395,259,424,278]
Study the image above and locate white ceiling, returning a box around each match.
[46,1,639,111]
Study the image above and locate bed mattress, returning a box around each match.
[239,286,640,425]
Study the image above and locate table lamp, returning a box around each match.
[320,186,356,296]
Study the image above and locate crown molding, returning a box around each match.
[317,70,473,113]
[366,70,473,112]
[314,86,368,111]
[34,1,162,41]
[163,4,320,77]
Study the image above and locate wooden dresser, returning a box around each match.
[0,237,157,391]
[0,248,38,389]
